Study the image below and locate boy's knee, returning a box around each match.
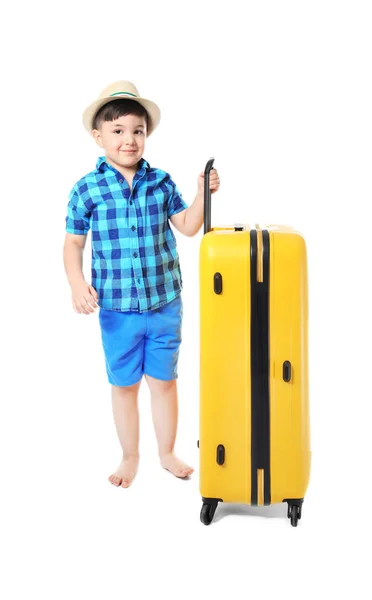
[145,374,176,393]
[112,379,142,392]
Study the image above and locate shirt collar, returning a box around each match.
[96,155,150,174]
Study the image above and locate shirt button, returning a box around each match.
[133,252,138,258]
[130,200,133,205]
[131,226,136,231]
[119,179,123,183]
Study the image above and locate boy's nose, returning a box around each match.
[122,134,136,145]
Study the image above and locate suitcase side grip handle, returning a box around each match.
[283,361,292,382]
[214,273,223,294]
[216,444,225,465]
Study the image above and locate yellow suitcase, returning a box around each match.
[199,159,311,526]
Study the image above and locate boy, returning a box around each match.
[63,80,220,488]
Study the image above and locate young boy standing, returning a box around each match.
[63,80,220,488]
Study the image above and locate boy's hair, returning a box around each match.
[92,99,149,132]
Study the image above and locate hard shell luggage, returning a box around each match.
[199,158,311,527]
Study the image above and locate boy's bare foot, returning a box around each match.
[160,452,194,478]
[108,455,139,488]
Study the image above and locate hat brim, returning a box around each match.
[82,96,161,137]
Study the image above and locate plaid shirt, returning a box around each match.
[65,155,188,312]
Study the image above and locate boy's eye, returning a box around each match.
[113,129,144,134]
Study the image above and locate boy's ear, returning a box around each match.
[92,128,103,147]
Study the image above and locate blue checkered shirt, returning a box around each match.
[65,156,188,312]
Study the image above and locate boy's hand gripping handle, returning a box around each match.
[203,157,215,235]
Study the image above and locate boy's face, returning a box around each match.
[92,113,147,170]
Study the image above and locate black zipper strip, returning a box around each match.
[250,229,271,506]
[262,230,271,505]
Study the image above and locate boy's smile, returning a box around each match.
[92,113,147,178]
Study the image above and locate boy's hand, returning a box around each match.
[197,168,220,196]
[71,280,99,315]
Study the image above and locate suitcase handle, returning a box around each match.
[203,157,215,235]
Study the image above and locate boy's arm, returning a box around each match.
[169,191,204,237]
[168,168,220,237]
[64,182,91,286]
[63,233,87,286]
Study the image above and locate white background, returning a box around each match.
[1,0,371,598]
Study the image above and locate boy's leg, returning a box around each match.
[145,374,194,478]
[98,306,146,487]
[109,380,141,488]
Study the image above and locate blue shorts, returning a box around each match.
[98,295,183,387]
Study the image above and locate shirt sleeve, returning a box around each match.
[65,185,91,234]
[166,174,188,218]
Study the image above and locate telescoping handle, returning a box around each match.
[203,157,215,235]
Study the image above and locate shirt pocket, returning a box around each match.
[147,189,167,226]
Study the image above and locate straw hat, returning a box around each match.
[82,80,161,137]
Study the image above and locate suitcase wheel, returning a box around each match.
[285,499,303,527]
[287,503,302,527]
[292,503,302,519]
[200,501,218,526]
[289,506,300,527]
